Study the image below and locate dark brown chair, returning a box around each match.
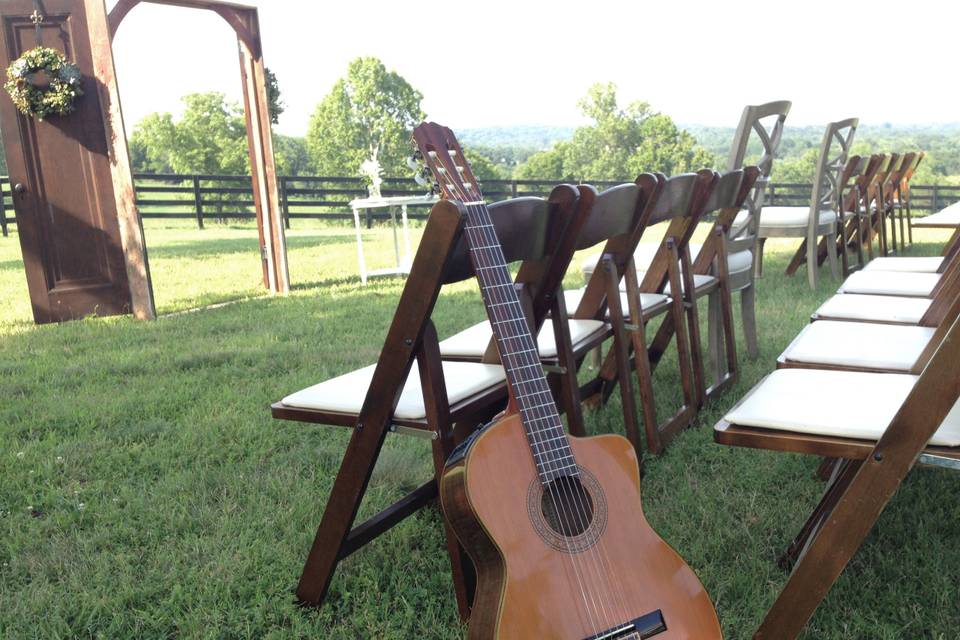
[898,151,925,245]
[584,171,718,453]
[714,310,960,640]
[271,185,583,619]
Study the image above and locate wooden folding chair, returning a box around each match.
[714,314,960,639]
[897,151,925,246]
[779,290,960,374]
[639,169,760,402]
[437,184,597,436]
[836,245,960,298]
[770,118,858,289]
[583,171,717,453]
[727,101,791,356]
[878,153,917,255]
[271,187,581,618]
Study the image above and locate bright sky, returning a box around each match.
[109,0,960,138]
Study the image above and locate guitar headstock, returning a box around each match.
[412,122,483,204]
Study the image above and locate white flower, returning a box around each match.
[56,456,64,464]
[77,503,86,511]
[16,452,24,459]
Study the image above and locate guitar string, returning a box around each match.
[454,190,608,634]
[431,159,606,633]
[460,216,609,634]
[464,205,636,635]
[439,158,637,635]
[435,160,625,634]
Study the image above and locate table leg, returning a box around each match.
[402,205,412,269]
[352,207,368,285]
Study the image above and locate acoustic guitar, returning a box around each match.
[413,122,723,640]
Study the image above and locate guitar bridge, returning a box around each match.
[584,610,667,640]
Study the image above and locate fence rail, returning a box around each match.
[2,174,960,235]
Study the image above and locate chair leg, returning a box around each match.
[707,290,724,385]
[825,230,841,280]
[754,449,923,639]
[786,240,807,277]
[906,201,914,244]
[755,238,766,277]
[738,285,759,358]
[806,236,819,289]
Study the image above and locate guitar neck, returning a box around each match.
[461,200,576,483]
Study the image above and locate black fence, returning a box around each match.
[2,174,960,235]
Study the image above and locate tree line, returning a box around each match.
[121,56,960,187]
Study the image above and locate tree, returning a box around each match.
[273,135,310,176]
[130,92,249,175]
[514,83,715,181]
[265,67,284,126]
[306,57,424,179]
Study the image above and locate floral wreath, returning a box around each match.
[4,47,83,120]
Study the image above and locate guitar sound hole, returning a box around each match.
[541,475,594,538]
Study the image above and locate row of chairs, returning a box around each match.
[835,151,926,273]
[715,230,960,636]
[271,166,762,618]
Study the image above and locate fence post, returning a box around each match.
[0,177,8,237]
[280,176,291,230]
[192,175,205,229]
[931,185,939,214]
[511,180,518,198]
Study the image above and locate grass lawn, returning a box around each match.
[0,219,958,639]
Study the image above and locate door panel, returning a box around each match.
[0,0,132,323]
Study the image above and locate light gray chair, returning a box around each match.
[725,100,791,356]
[758,118,858,289]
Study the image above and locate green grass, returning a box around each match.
[0,220,958,639]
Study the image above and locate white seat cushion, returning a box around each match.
[814,294,931,324]
[912,201,960,227]
[564,288,670,318]
[439,318,606,359]
[581,242,752,284]
[661,273,718,295]
[838,271,940,297]
[783,321,935,370]
[863,256,943,273]
[758,206,840,229]
[281,361,506,420]
[724,368,960,447]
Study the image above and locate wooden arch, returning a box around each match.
[110,0,289,295]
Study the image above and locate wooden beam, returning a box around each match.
[87,0,156,320]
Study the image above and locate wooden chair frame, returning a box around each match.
[727,101,791,356]
[272,186,583,619]
[897,151,925,245]
[586,171,718,453]
[778,118,858,289]
[714,312,960,639]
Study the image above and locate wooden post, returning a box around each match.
[86,0,156,320]
[235,8,289,294]
[192,175,204,229]
[932,184,939,214]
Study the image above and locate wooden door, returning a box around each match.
[0,0,135,323]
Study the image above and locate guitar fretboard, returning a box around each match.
[461,201,577,484]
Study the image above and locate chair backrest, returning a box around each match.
[837,155,864,213]
[807,118,858,230]
[441,185,582,284]
[692,168,761,271]
[573,174,663,319]
[638,170,718,293]
[885,152,917,201]
[871,152,900,207]
[727,101,791,241]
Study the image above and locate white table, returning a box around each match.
[349,194,438,284]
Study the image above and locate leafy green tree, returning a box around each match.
[463,147,504,182]
[265,67,284,126]
[306,57,424,179]
[514,83,714,181]
[273,135,310,176]
[130,92,248,175]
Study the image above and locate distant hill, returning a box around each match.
[460,126,575,150]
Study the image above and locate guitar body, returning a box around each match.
[442,413,722,640]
